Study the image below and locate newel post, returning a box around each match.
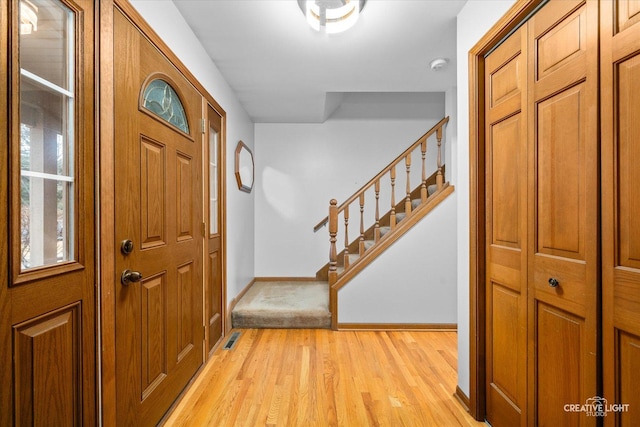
[328,199,338,285]
[436,124,444,189]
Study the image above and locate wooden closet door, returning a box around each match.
[484,25,529,427]
[602,0,640,425]
[527,1,599,425]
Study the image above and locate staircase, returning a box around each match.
[313,116,453,329]
[231,117,453,330]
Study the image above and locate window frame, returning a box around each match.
[10,0,89,285]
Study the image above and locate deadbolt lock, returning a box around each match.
[120,239,134,255]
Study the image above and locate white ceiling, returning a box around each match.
[172,0,466,123]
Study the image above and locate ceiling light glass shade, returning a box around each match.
[20,0,39,35]
[298,0,366,34]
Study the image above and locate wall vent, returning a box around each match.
[223,331,241,350]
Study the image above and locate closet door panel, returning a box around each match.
[618,331,640,425]
[617,55,640,270]
[485,25,528,427]
[603,1,640,424]
[528,1,599,425]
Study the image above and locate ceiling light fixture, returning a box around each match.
[20,0,38,35]
[297,0,367,34]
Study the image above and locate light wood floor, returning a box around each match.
[163,329,485,426]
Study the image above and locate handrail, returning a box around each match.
[313,116,449,231]
[313,217,329,232]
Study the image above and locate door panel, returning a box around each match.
[114,8,204,426]
[617,55,640,269]
[618,331,640,425]
[208,251,223,351]
[603,0,640,424]
[140,137,167,248]
[485,25,528,427]
[536,303,583,425]
[535,7,586,79]
[177,262,196,360]
[177,155,195,241]
[491,116,522,248]
[536,85,585,259]
[141,273,167,396]
[491,285,522,402]
[617,0,640,31]
[528,1,599,425]
[13,304,81,426]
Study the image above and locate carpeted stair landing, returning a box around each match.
[232,280,331,329]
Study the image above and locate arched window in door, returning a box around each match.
[141,78,190,134]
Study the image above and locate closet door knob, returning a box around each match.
[548,277,559,288]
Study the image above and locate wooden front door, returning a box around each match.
[206,104,224,355]
[483,0,599,425]
[113,8,204,426]
[1,0,97,424]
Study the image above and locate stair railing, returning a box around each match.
[314,116,450,286]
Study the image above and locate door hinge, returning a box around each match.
[201,222,206,237]
[201,118,206,134]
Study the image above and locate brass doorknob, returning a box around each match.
[548,277,559,288]
[121,270,143,286]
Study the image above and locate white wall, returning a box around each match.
[129,1,256,302]
[338,193,457,324]
[455,0,517,397]
[254,117,444,277]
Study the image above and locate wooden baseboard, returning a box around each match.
[253,277,320,282]
[226,278,256,332]
[337,323,457,331]
[454,386,471,413]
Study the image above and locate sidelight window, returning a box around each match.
[209,124,219,235]
[19,0,75,270]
